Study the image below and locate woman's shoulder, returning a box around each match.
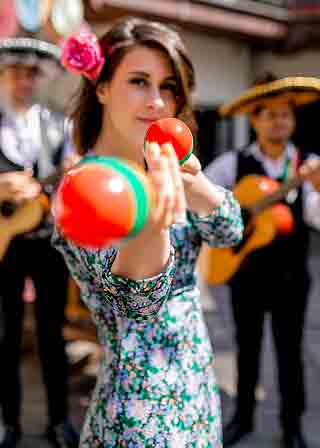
[52,226,117,271]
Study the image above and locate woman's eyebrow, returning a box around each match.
[128,71,149,77]
[128,71,176,82]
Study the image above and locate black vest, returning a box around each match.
[0,107,66,239]
[235,147,310,278]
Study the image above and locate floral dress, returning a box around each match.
[52,188,243,448]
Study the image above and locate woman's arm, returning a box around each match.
[183,168,227,217]
[111,143,186,280]
[181,154,243,247]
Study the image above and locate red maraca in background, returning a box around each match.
[53,156,152,249]
[271,203,294,235]
[254,177,294,236]
[145,118,193,165]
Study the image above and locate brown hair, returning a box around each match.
[70,17,195,154]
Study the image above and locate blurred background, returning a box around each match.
[1,1,320,447]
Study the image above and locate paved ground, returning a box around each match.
[205,229,320,448]
[1,230,320,447]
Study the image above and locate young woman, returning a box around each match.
[54,17,243,447]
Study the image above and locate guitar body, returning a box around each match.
[198,175,287,285]
[0,194,49,261]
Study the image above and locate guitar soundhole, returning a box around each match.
[0,201,17,217]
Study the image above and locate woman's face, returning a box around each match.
[97,46,179,155]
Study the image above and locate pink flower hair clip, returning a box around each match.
[60,32,106,82]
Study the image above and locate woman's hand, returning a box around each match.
[179,153,226,217]
[0,171,41,203]
[180,153,202,179]
[111,142,186,280]
[146,141,187,229]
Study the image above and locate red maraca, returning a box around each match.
[53,156,152,249]
[257,177,294,235]
[145,118,193,165]
[271,203,294,235]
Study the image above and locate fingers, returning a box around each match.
[146,142,186,230]
[162,143,186,224]
[299,159,320,183]
[0,171,41,203]
[180,153,201,176]
[147,142,173,226]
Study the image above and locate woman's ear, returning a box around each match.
[96,82,109,105]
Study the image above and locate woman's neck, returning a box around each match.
[93,128,145,168]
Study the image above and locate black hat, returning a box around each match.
[0,37,62,78]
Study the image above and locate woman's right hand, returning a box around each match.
[111,143,186,280]
[0,171,41,203]
[145,141,187,230]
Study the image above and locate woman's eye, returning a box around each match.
[161,83,178,95]
[130,78,147,87]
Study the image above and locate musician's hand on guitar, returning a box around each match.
[0,171,41,204]
[299,159,320,192]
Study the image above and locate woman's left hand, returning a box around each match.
[179,152,226,215]
[180,153,202,183]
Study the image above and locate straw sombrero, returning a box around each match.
[219,76,320,117]
[0,37,62,78]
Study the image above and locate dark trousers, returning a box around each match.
[230,268,309,430]
[0,236,69,429]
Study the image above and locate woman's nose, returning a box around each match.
[147,88,165,110]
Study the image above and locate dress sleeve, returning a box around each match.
[102,247,176,322]
[51,226,99,311]
[188,187,243,247]
[52,227,176,322]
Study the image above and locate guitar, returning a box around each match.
[198,166,319,285]
[0,168,62,261]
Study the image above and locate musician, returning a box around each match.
[0,38,79,447]
[205,73,320,448]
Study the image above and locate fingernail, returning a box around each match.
[175,211,187,224]
[150,143,160,160]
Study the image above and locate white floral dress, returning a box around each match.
[52,188,243,447]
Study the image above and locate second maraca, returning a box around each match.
[144,118,193,165]
[53,118,193,249]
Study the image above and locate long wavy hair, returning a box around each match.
[69,17,195,155]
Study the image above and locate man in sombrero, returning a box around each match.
[205,73,320,448]
[0,37,79,448]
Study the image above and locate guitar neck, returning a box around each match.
[249,175,302,215]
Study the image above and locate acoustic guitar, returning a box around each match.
[0,168,62,261]
[198,167,319,285]
[0,166,93,332]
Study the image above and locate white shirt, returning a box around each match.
[204,142,320,231]
[0,105,41,169]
